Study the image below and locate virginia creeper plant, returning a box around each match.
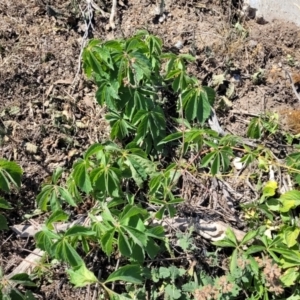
[28,31,300,299]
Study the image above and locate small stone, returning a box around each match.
[25,142,38,154]
[233,157,243,170]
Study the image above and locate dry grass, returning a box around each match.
[280,109,300,134]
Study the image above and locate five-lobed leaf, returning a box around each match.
[182,88,211,123]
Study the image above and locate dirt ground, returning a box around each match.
[1,0,300,299]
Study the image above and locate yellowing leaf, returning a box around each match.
[280,267,299,287]
[263,180,278,197]
[284,227,300,248]
[280,190,300,212]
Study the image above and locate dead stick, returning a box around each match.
[285,69,300,104]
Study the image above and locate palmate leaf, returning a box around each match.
[247,117,262,139]
[90,165,121,197]
[171,71,191,92]
[35,228,59,254]
[95,79,120,110]
[125,36,147,52]
[46,210,69,229]
[133,106,166,151]
[0,159,22,192]
[92,44,114,70]
[104,39,124,52]
[125,89,153,120]
[82,50,103,78]
[51,166,64,184]
[121,225,148,248]
[83,39,115,78]
[182,88,212,123]
[201,146,233,175]
[123,153,156,187]
[37,183,77,211]
[106,111,135,139]
[111,118,134,139]
[145,33,162,55]
[52,239,83,267]
[131,51,151,82]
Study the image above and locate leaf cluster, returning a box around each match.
[82,30,215,154]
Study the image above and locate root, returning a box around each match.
[107,0,117,30]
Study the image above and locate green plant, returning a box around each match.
[0,159,22,230]
[247,113,279,139]
[0,270,36,300]
[286,149,300,185]
[29,31,219,299]
[82,30,215,154]
[34,143,168,297]
[211,180,300,299]
[252,68,266,84]
[28,31,300,299]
